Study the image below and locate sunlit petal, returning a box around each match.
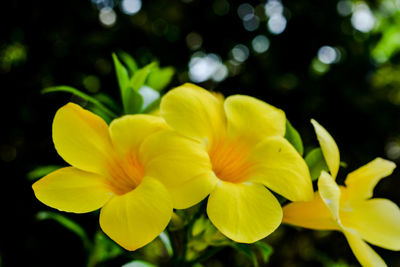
[160,83,226,142]
[99,177,172,251]
[53,103,113,175]
[344,230,387,267]
[282,192,340,230]
[224,95,285,143]
[250,136,313,201]
[311,119,340,179]
[318,171,341,224]
[341,198,400,251]
[344,158,396,200]
[207,181,282,243]
[32,167,112,213]
[109,114,167,156]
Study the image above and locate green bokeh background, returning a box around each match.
[1,0,400,266]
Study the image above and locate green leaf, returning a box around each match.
[87,231,124,267]
[255,241,273,263]
[231,243,258,267]
[27,165,62,181]
[130,62,157,91]
[147,66,175,91]
[122,260,157,267]
[284,120,304,155]
[94,93,122,114]
[142,98,161,114]
[125,87,143,114]
[159,232,173,257]
[118,50,139,74]
[305,148,329,181]
[36,211,92,251]
[42,86,118,119]
[112,53,132,114]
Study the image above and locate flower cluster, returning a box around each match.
[33,83,400,266]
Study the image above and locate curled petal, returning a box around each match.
[318,171,341,225]
[311,119,340,179]
[344,230,387,267]
[345,158,396,200]
[341,198,400,251]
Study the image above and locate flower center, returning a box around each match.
[209,138,252,183]
[107,154,145,195]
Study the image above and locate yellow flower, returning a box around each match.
[160,83,313,243]
[33,103,208,251]
[283,119,400,267]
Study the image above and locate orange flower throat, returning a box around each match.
[209,138,253,183]
[107,155,145,195]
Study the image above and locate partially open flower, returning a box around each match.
[283,120,400,267]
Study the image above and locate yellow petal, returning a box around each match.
[53,103,113,175]
[109,114,167,156]
[160,83,226,142]
[282,192,340,230]
[168,172,218,209]
[341,198,400,251]
[224,95,285,143]
[311,119,340,179]
[344,158,396,200]
[250,136,313,201]
[207,181,282,243]
[344,230,387,267]
[99,177,172,251]
[140,130,217,209]
[318,171,341,224]
[32,167,112,213]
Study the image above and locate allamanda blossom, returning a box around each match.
[33,103,210,251]
[159,83,314,243]
[283,120,400,267]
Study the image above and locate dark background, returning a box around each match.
[1,0,400,266]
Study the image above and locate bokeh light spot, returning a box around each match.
[265,0,283,17]
[268,14,287,35]
[186,32,203,50]
[237,3,254,20]
[121,0,142,15]
[252,35,270,53]
[337,0,353,16]
[317,46,340,64]
[99,7,117,27]
[351,3,375,33]
[231,44,249,62]
[243,15,260,31]
[189,53,228,83]
[213,0,230,16]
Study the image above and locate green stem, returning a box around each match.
[179,201,207,264]
[42,86,119,118]
[187,246,224,265]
